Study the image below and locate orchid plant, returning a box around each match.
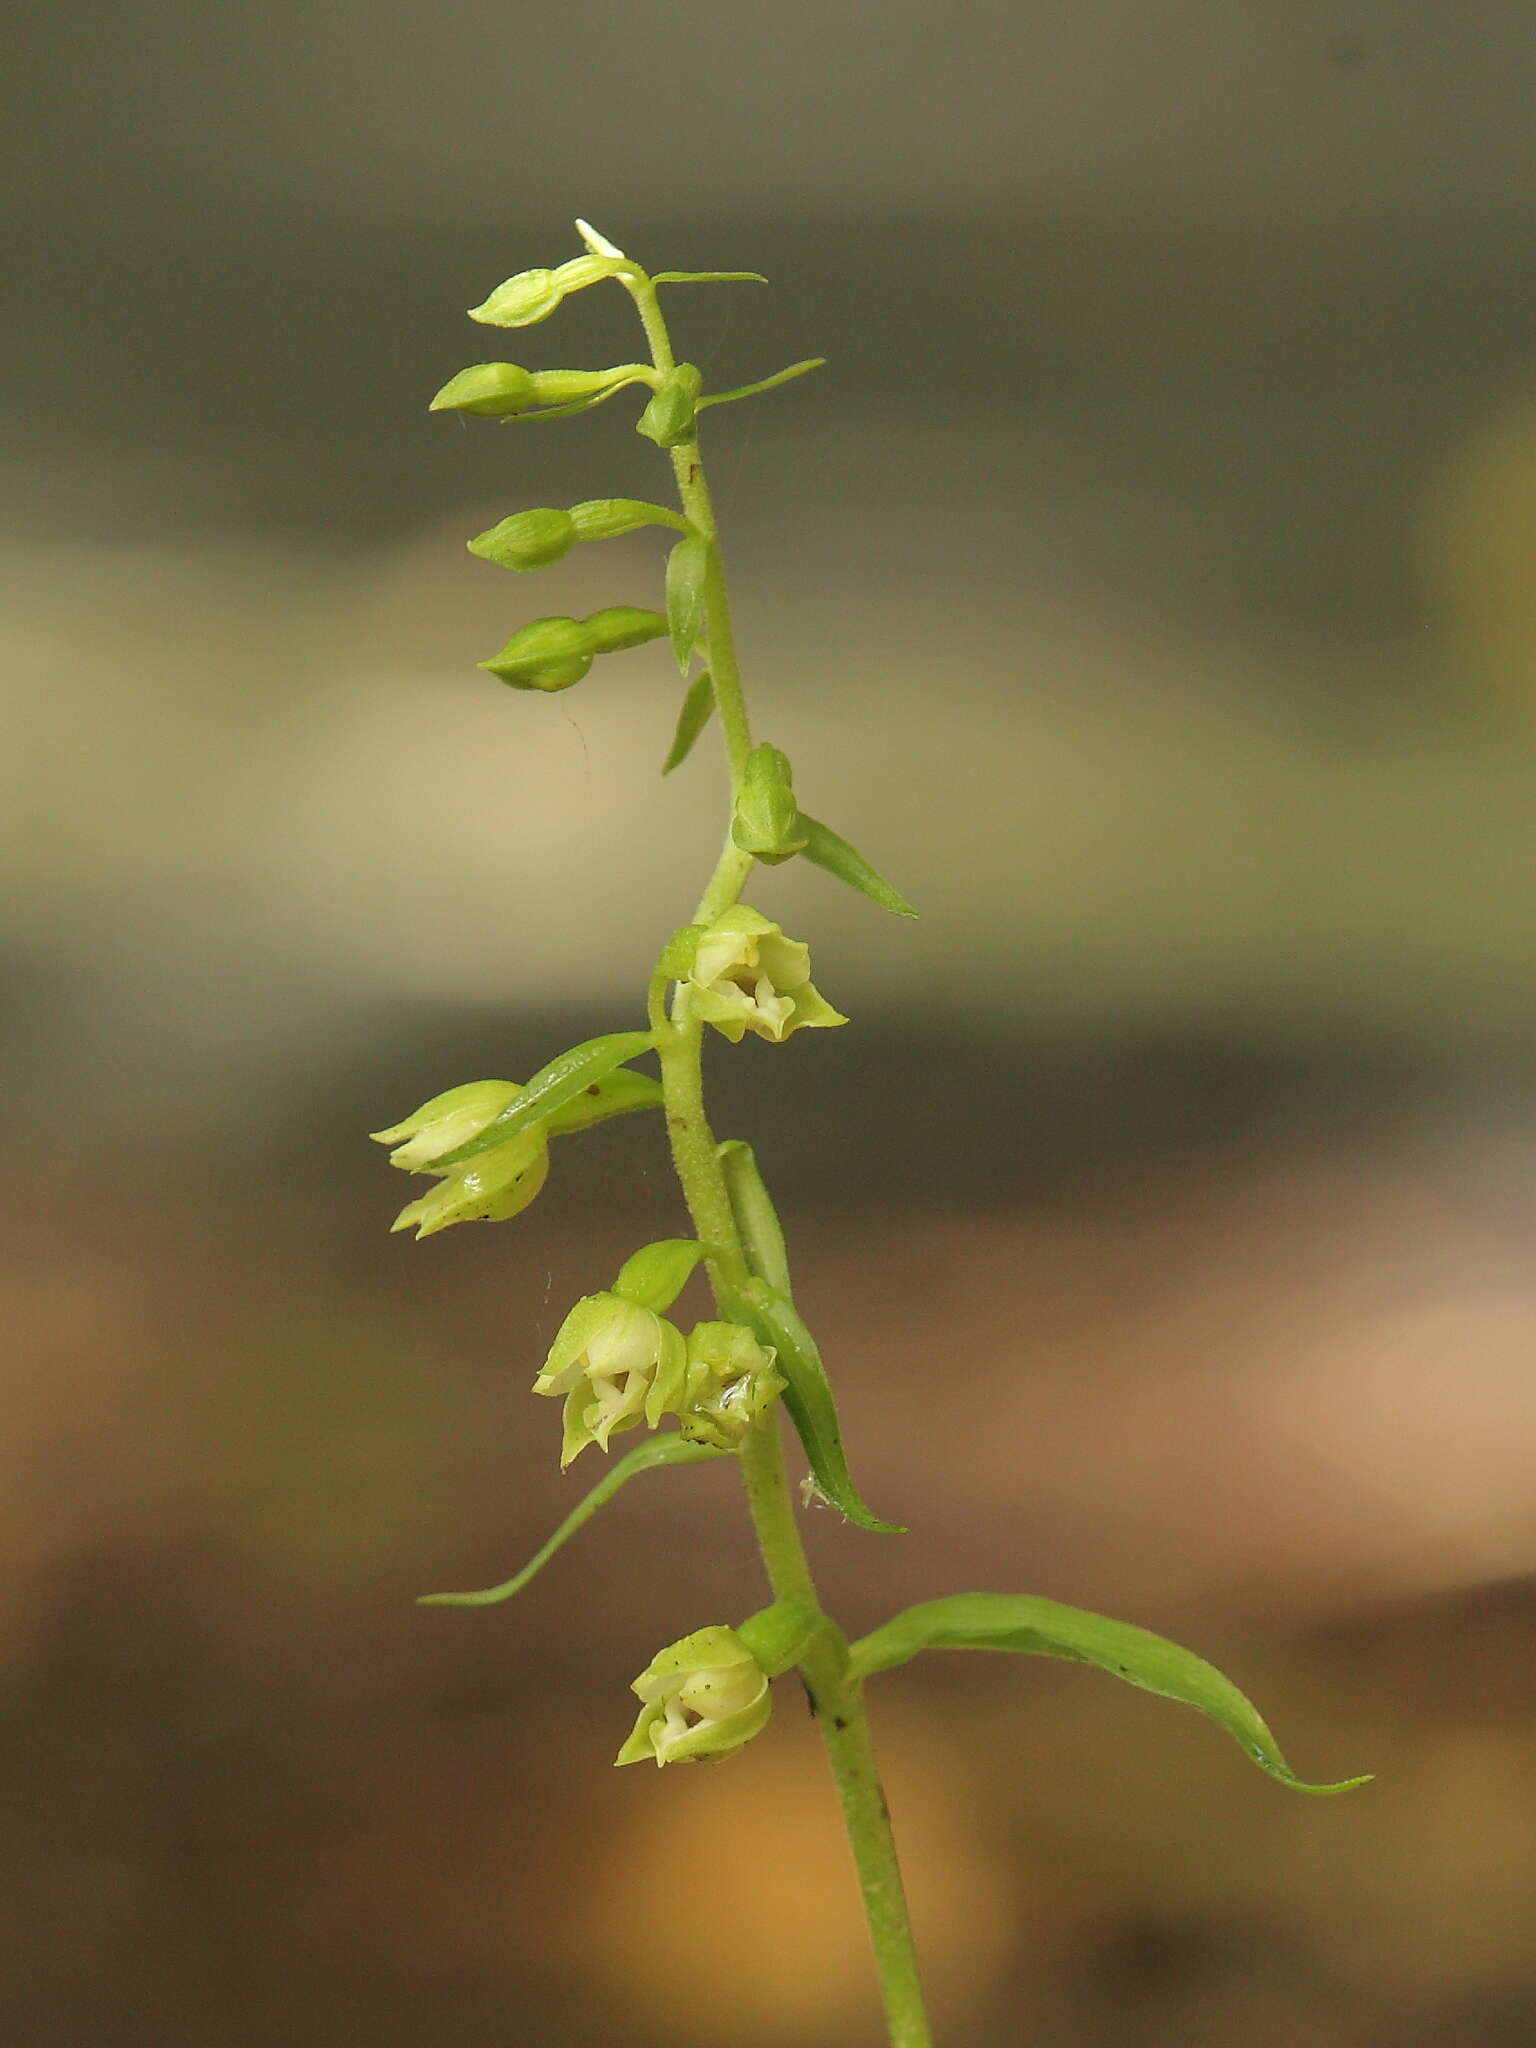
[373,221,1366,2046]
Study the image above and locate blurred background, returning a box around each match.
[7,2,1536,2041]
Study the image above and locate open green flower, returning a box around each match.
[615,1625,771,1767]
[687,907,847,1044]
[532,1291,688,1466]
[679,1321,786,1448]
[371,1081,549,1238]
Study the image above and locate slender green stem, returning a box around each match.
[630,262,934,2048]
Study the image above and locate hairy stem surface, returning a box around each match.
[630,267,934,2048]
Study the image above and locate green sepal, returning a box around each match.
[612,1238,705,1314]
[731,743,808,863]
[636,364,703,448]
[731,1277,903,1535]
[846,1594,1371,1796]
[417,1434,728,1608]
[798,812,918,918]
[664,536,709,673]
[651,271,769,286]
[661,670,716,774]
[717,1139,792,1298]
[429,363,537,416]
[569,498,690,541]
[429,1031,658,1165]
[544,1065,665,1135]
[736,1600,823,1677]
[696,358,826,411]
[643,1318,690,1428]
[469,508,577,571]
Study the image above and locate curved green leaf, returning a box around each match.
[661,670,716,774]
[665,536,709,673]
[696,358,826,411]
[419,1435,729,1607]
[846,1593,1370,1795]
[798,813,917,918]
[736,1279,904,1535]
[430,1031,657,1165]
[718,1140,793,1299]
[652,270,769,286]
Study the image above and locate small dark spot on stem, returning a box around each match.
[799,1675,819,1718]
[669,1114,689,1130]
[688,463,700,484]
[833,1715,848,1732]
[584,1083,601,1095]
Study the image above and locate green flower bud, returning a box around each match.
[687,907,847,1044]
[469,509,578,571]
[636,363,703,448]
[429,363,538,417]
[479,616,596,693]
[467,268,565,328]
[678,1320,786,1448]
[730,744,808,864]
[583,605,669,654]
[532,1291,689,1466]
[466,256,629,328]
[614,1625,771,1768]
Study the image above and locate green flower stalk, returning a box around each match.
[377,221,1367,2048]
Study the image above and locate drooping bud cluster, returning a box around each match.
[615,1625,771,1767]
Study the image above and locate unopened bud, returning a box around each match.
[429,363,537,417]
[479,616,596,692]
[731,744,807,864]
[469,509,578,571]
[636,364,703,448]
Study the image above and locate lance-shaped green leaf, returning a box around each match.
[612,1238,705,1313]
[798,813,918,919]
[662,670,716,774]
[665,535,709,673]
[718,1139,792,1299]
[418,1435,728,1607]
[544,1065,665,1135]
[846,1594,1371,1795]
[733,1278,903,1535]
[652,270,769,286]
[696,358,826,411]
[429,1031,657,1166]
